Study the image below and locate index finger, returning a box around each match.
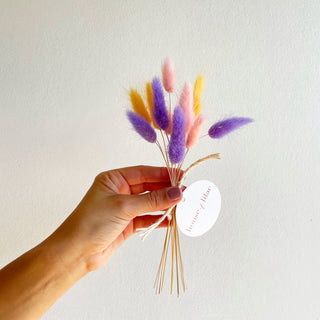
[116,165,171,186]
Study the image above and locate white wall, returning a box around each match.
[1,1,319,319]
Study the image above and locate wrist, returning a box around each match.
[41,226,89,281]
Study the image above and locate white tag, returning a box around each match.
[176,180,221,237]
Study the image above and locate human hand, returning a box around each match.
[0,166,184,320]
[49,166,183,272]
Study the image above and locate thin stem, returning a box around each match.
[160,220,171,292]
[170,224,174,294]
[159,130,174,186]
[156,140,168,166]
[176,225,186,291]
[165,131,170,144]
[173,212,179,297]
[154,225,169,290]
[174,163,178,186]
[176,149,189,184]
[156,140,173,184]
[160,130,169,159]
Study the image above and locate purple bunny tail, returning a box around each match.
[169,106,186,164]
[127,111,157,143]
[151,77,169,130]
[208,117,253,139]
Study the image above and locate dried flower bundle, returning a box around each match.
[126,58,253,296]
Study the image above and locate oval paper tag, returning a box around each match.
[176,180,221,237]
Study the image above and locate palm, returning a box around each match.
[77,166,171,271]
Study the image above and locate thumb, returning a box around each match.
[121,187,183,218]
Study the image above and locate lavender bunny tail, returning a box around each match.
[208,117,253,139]
[127,111,157,143]
[151,78,169,130]
[168,106,186,163]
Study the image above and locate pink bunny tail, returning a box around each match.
[179,82,194,134]
[162,57,175,93]
[186,114,205,149]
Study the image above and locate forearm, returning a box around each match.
[0,232,88,320]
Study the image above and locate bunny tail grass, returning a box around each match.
[186,114,205,149]
[129,89,151,123]
[152,77,169,130]
[146,82,159,129]
[193,75,204,118]
[127,111,157,143]
[168,106,186,164]
[208,117,253,139]
[162,57,175,93]
[179,82,194,134]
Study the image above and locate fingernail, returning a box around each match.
[167,187,182,201]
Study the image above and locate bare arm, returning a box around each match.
[0,234,87,319]
[0,166,182,320]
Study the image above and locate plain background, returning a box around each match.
[1,1,319,319]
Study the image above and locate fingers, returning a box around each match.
[120,186,183,218]
[95,166,185,195]
[116,166,171,185]
[130,183,187,195]
[129,182,172,195]
[133,214,168,233]
[95,166,172,194]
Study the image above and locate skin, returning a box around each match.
[0,166,183,320]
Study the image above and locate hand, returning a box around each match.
[50,165,183,272]
[0,165,183,320]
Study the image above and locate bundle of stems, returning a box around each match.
[138,119,220,295]
[153,127,185,296]
[154,206,185,295]
[141,134,220,295]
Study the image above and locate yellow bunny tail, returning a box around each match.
[129,89,151,123]
[146,82,159,128]
[193,75,204,118]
